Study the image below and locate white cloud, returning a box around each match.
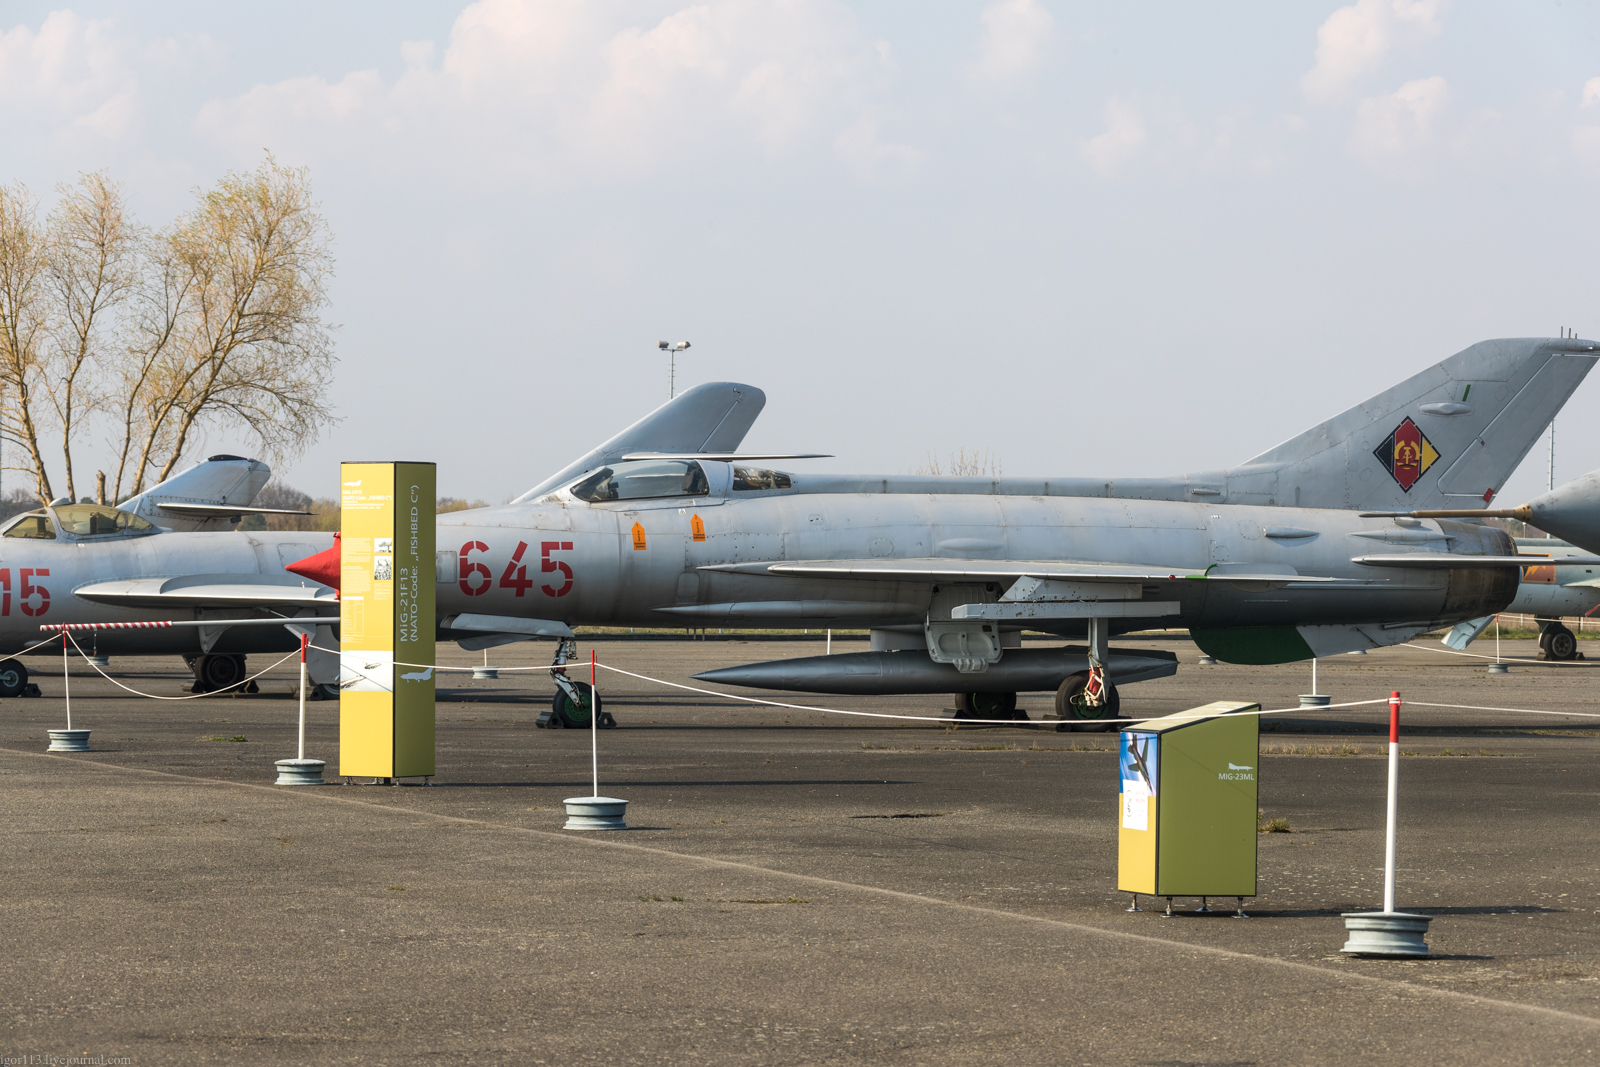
[1583,77,1600,108]
[1348,74,1450,163]
[1301,0,1443,105]
[192,0,904,187]
[967,0,1054,87]
[1080,98,1147,176]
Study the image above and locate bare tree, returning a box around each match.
[110,157,337,499]
[40,174,136,503]
[0,161,338,506]
[0,183,55,503]
[913,448,1003,477]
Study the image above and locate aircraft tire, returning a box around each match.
[198,653,247,692]
[312,683,340,701]
[1055,672,1120,732]
[955,692,1021,721]
[552,682,604,729]
[0,658,28,698]
[1543,624,1579,662]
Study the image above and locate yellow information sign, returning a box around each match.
[339,462,437,780]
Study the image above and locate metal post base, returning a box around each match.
[274,758,326,786]
[1126,894,1142,912]
[1195,896,1213,913]
[563,796,629,830]
[1299,694,1332,708]
[1488,662,1510,674]
[472,667,499,680]
[47,728,91,752]
[1197,655,1217,665]
[1162,897,1174,918]
[1340,911,1432,956]
[1235,897,1248,919]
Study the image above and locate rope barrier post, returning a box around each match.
[46,626,90,752]
[1489,613,1509,674]
[1300,656,1331,708]
[1383,690,1399,914]
[563,646,628,830]
[1341,689,1431,956]
[275,631,326,785]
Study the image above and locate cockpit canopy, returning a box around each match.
[731,466,792,491]
[570,461,710,503]
[3,504,156,540]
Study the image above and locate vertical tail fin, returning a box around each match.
[122,456,272,531]
[513,382,766,503]
[1218,338,1599,511]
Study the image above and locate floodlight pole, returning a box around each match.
[658,340,692,398]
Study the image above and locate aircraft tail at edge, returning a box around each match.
[1210,338,1600,511]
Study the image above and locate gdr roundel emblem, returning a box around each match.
[1372,417,1440,492]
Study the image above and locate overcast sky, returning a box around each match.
[4,0,1600,505]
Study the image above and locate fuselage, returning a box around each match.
[436,462,1518,637]
[0,518,334,657]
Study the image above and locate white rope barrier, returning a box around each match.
[39,634,1600,726]
[62,630,302,702]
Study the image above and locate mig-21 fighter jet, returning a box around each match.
[428,336,1600,726]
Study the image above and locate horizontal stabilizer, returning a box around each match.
[1351,554,1600,568]
[157,503,311,519]
[1360,465,1600,556]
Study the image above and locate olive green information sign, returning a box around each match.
[1118,701,1260,899]
[339,461,436,780]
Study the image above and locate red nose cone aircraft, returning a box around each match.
[285,533,341,592]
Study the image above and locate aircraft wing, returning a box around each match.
[73,574,337,609]
[715,559,1355,584]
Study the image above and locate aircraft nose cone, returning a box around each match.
[285,534,342,591]
[1527,469,1600,555]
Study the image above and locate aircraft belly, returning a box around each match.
[1508,582,1600,618]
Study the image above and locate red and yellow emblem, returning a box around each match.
[1372,417,1440,493]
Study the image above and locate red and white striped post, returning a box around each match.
[275,630,326,785]
[562,647,628,830]
[1341,688,1431,956]
[1383,690,1400,914]
[298,632,309,762]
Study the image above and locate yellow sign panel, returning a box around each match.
[339,462,436,780]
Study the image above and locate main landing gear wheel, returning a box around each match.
[0,658,28,698]
[1056,671,1120,732]
[954,692,1024,721]
[193,653,256,693]
[544,682,616,729]
[1540,623,1579,662]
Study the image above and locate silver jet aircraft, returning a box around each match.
[0,382,767,698]
[431,336,1600,727]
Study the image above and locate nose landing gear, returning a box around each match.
[535,637,617,729]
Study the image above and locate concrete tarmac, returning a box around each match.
[4,633,1600,1065]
